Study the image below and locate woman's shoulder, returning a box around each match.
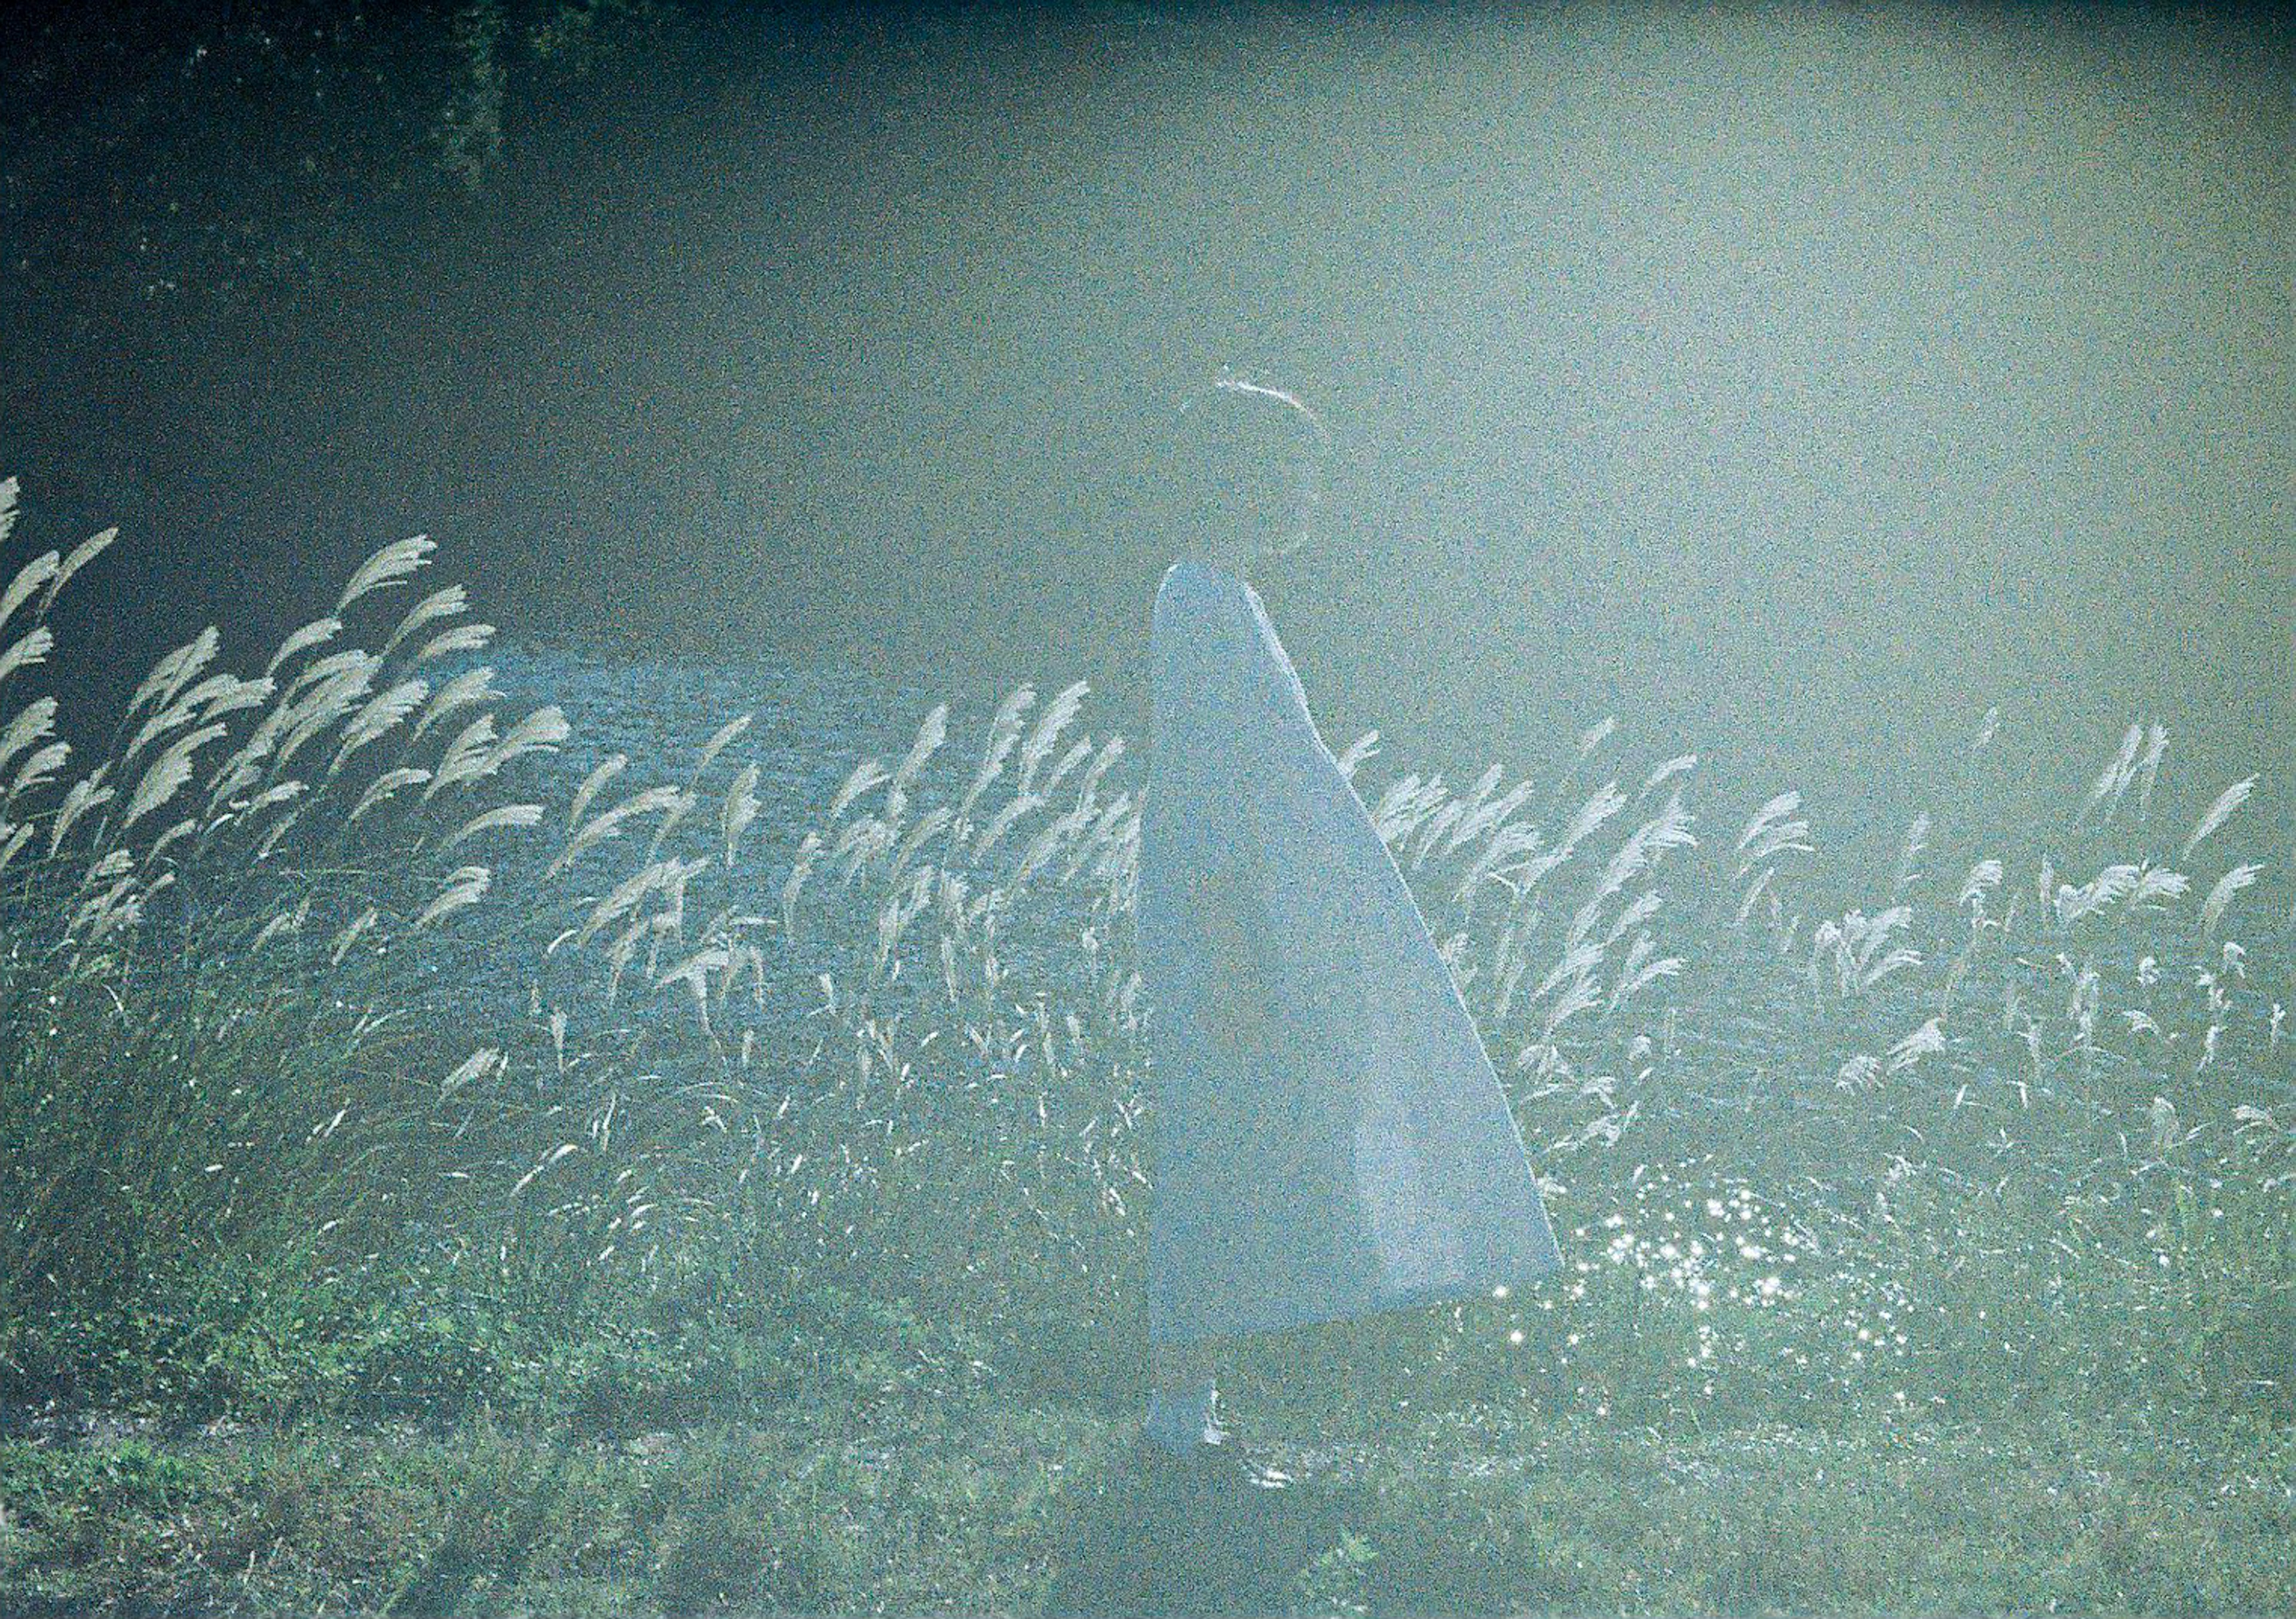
[1159,555,1245,595]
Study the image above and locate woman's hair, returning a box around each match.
[1162,374,1333,564]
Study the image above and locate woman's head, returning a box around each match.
[1159,374,1332,575]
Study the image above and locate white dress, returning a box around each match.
[1135,557,1562,1345]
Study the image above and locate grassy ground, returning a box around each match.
[5,1383,2291,1617]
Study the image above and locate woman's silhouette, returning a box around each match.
[1132,377,1562,1487]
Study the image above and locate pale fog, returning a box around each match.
[13,7,2291,873]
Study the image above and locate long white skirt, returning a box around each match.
[1134,558,1561,1345]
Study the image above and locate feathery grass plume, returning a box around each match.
[695,711,755,778]
[838,814,900,884]
[780,830,824,935]
[119,627,219,731]
[1835,1052,1882,1090]
[328,906,380,966]
[1956,858,2004,913]
[2202,863,2262,939]
[1601,889,1665,950]
[146,815,199,864]
[640,786,698,863]
[1449,777,1535,859]
[1576,716,1617,758]
[2052,863,2142,930]
[0,476,16,541]
[722,762,762,867]
[0,821,33,880]
[440,1047,507,1100]
[346,766,430,826]
[327,678,430,777]
[1736,790,1802,854]
[3,740,65,806]
[1017,679,1089,798]
[479,705,570,777]
[0,627,56,688]
[36,527,115,619]
[1333,728,1379,783]
[1013,801,1095,891]
[1592,792,1696,907]
[1065,795,1131,882]
[409,665,499,743]
[970,789,1045,862]
[1540,970,1604,1041]
[1448,760,1504,829]
[0,551,59,639]
[227,781,307,847]
[1969,704,2001,753]
[826,754,891,824]
[251,894,312,952]
[48,774,113,855]
[577,858,682,950]
[2081,723,2144,825]
[1734,790,1812,879]
[414,864,491,930]
[1887,1016,1946,1073]
[885,804,953,891]
[263,616,343,679]
[2181,777,2255,861]
[1733,866,1775,928]
[274,656,380,774]
[948,683,1036,835]
[285,652,387,711]
[511,1142,581,1199]
[874,867,936,976]
[654,945,735,1031]
[379,585,468,660]
[569,753,628,829]
[1608,933,1682,1012]
[333,535,435,614]
[551,783,688,874]
[1370,772,1440,842]
[1529,940,1604,1010]
[273,649,378,726]
[82,847,135,886]
[420,714,500,801]
[2133,724,2169,824]
[1455,820,1542,906]
[182,672,273,728]
[0,696,56,782]
[1636,752,1698,800]
[121,722,227,832]
[882,702,947,823]
[2130,866,2188,908]
[1073,734,1126,811]
[440,802,544,855]
[1037,735,1096,803]
[1407,798,1465,870]
[1550,780,1628,868]
[411,622,494,664]
[1893,813,1931,895]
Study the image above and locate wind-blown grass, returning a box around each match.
[1,474,2288,1611]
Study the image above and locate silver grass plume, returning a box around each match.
[334,536,435,614]
[2181,777,2254,862]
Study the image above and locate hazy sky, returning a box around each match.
[6,4,2288,860]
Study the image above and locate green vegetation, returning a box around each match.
[1,477,2289,1613]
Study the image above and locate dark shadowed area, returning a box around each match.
[4,1,2289,860]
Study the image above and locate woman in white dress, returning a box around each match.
[1132,378,1562,1487]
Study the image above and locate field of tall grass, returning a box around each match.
[2,475,2289,1614]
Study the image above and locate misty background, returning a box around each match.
[3,2,2288,870]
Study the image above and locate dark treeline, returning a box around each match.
[3,2,2290,863]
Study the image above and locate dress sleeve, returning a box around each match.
[1141,568,1283,962]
